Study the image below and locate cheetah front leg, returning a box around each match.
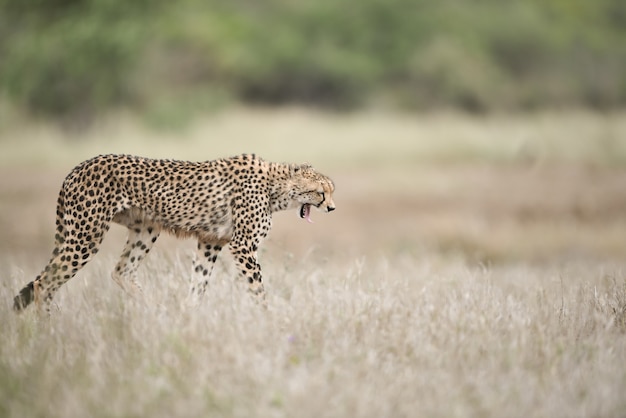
[187,240,224,303]
[228,237,265,301]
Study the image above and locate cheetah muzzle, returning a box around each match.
[13,153,336,313]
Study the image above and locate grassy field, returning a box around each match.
[1,109,626,417]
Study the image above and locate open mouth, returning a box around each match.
[300,204,313,223]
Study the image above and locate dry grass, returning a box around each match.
[1,108,626,168]
[1,109,626,417]
[1,252,626,418]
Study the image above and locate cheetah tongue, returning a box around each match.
[300,204,313,223]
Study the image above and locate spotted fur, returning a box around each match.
[13,153,335,312]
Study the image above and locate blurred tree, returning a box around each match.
[0,0,624,123]
[0,0,165,124]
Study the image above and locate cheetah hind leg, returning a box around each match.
[111,223,160,298]
[14,230,106,314]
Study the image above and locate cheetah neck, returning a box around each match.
[267,162,299,213]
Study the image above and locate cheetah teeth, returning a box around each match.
[300,204,313,223]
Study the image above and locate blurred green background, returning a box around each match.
[1,0,624,125]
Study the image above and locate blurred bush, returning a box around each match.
[0,0,624,122]
[0,0,165,124]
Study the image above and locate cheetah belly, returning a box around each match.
[198,221,233,243]
[114,205,234,243]
[157,212,234,242]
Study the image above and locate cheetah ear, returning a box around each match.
[293,163,312,174]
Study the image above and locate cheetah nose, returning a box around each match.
[327,206,335,212]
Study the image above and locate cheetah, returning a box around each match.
[13,153,335,312]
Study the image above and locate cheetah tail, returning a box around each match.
[13,281,35,312]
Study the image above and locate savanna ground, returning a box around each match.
[1,109,626,417]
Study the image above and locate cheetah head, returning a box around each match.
[290,163,336,223]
